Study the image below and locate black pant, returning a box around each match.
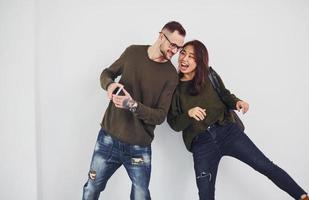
[191,122,307,200]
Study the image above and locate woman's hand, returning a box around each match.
[236,100,249,114]
[188,107,206,121]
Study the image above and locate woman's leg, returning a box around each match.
[192,133,222,200]
[223,123,307,199]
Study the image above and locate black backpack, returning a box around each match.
[208,67,245,131]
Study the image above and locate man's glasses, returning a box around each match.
[161,33,182,51]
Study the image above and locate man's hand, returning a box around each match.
[188,107,207,121]
[112,88,133,109]
[236,100,249,114]
[107,82,124,100]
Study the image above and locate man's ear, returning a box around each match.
[159,31,166,41]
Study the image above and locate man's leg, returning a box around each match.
[123,145,152,200]
[83,129,121,200]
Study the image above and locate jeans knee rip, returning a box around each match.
[196,171,212,182]
[88,170,97,181]
[131,157,145,165]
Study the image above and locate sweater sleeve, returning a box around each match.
[100,46,130,90]
[215,71,241,110]
[167,89,193,132]
[133,77,178,125]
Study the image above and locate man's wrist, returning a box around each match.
[123,99,138,112]
[129,101,138,112]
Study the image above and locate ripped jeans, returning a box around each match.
[82,129,151,200]
[191,122,307,200]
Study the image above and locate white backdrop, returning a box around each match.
[1,0,308,200]
[0,0,37,199]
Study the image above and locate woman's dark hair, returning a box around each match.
[179,40,209,95]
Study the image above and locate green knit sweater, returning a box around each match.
[167,74,240,151]
[100,45,178,146]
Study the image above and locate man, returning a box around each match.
[83,21,186,200]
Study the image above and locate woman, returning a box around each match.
[167,40,308,200]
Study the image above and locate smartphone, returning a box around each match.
[113,86,125,96]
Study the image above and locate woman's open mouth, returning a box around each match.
[179,62,189,71]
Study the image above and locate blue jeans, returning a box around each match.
[82,129,151,200]
[191,122,307,200]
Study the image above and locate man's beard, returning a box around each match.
[160,46,171,60]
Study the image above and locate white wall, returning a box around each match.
[0,0,38,200]
[1,0,308,200]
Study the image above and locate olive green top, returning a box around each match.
[167,74,240,151]
[100,45,178,146]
